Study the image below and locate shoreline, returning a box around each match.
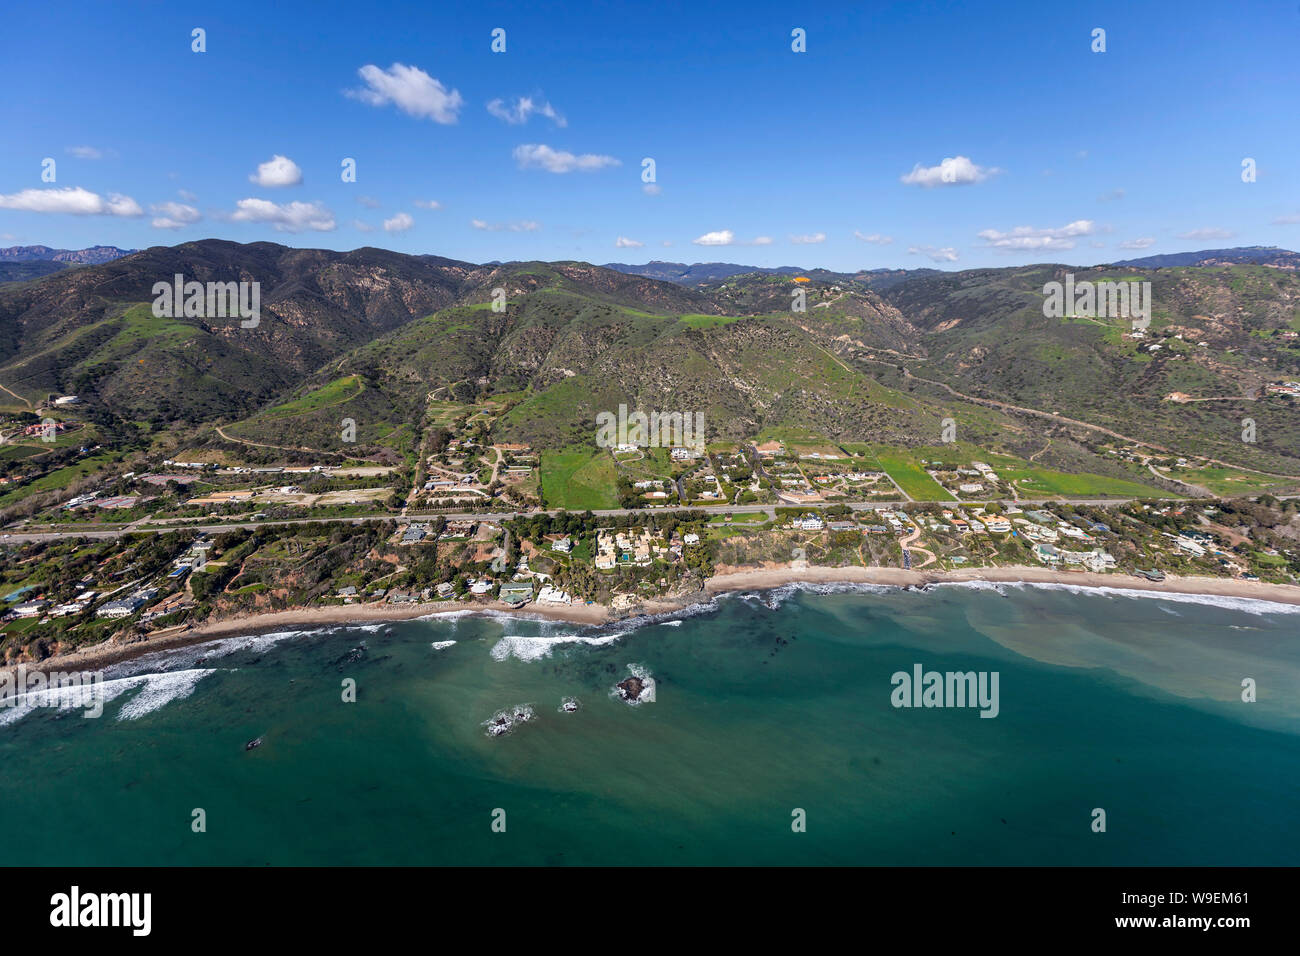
[5,597,614,677]
[8,565,1300,676]
[706,563,1300,606]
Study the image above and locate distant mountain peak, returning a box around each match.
[1111,245,1300,269]
[0,244,137,265]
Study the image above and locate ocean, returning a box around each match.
[1,582,1298,866]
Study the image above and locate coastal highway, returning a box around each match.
[6,494,1295,544]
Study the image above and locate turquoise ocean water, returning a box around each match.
[1,581,1297,865]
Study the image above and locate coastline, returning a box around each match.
[704,562,1300,607]
[5,597,613,677]
[9,564,1300,676]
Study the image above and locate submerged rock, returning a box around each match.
[483,703,536,737]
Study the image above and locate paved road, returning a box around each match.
[6,493,1296,544]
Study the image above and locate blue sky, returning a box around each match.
[2,0,1297,270]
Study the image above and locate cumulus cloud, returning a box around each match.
[693,230,734,246]
[512,144,620,173]
[487,95,565,127]
[907,245,960,263]
[353,219,375,233]
[356,195,381,208]
[1177,227,1235,240]
[65,145,104,159]
[150,201,201,230]
[615,236,644,248]
[642,183,661,196]
[1118,237,1155,250]
[249,154,303,187]
[383,212,414,233]
[0,186,141,216]
[471,218,540,232]
[790,232,826,244]
[977,219,1094,251]
[691,230,771,246]
[229,198,335,232]
[854,231,894,245]
[414,199,442,210]
[1272,211,1300,225]
[900,155,1000,188]
[346,63,463,123]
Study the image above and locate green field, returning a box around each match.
[0,452,117,507]
[996,465,1160,498]
[708,511,768,525]
[255,375,365,420]
[540,448,619,510]
[1162,466,1292,496]
[873,450,955,501]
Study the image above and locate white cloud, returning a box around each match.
[249,154,303,187]
[1098,188,1125,202]
[512,144,620,173]
[1177,227,1235,240]
[907,245,960,263]
[487,95,566,127]
[854,231,894,245]
[1273,212,1300,225]
[353,219,375,233]
[790,232,826,244]
[65,145,104,159]
[0,186,141,216]
[177,189,198,202]
[229,198,335,232]
[643,184,661,196]
[346,63,463,123]
[383,212,414,233]
[690,230,772,246]
[150,201,201,230]
[1118,237,1155,250]
[693,230,735,246]
[661,240,673,247]
[414,199,442,210]
[471,218,540,232]
[977,219,1094,251]
[615,236,644,248]
[356,195,381,208]
[900,155,1000,188]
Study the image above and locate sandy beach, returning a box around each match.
[705,562,1300,607]
[5,597,611,677]
[9,563,1299,677]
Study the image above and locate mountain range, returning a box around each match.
[1,240,1297,482]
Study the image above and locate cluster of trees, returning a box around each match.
[508,509,710,542]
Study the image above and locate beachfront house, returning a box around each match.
[1034,542,1061,564]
